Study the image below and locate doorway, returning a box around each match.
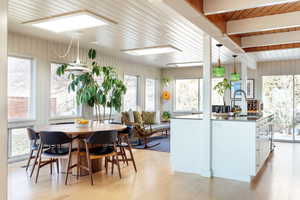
[263,75,300,142]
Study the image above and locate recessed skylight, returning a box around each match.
[23,10,116,33]
[166,62,203,67]
[121,45,182,56]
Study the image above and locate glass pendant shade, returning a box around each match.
[230,55,240,82]
[213,65,225,77]
[213,44,225,78]
[230,73,240,81]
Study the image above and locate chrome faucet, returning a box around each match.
[232,89,247,115]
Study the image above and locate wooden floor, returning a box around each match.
[8,142,300,200]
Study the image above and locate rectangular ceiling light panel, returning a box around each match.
[25,10,115,33]
[167,62,203,67]
[122,45,181,56]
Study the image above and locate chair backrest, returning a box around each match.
[27,127,39,141]
[86,130,118,145]
[51,122,75,125]
[39,131,72,145]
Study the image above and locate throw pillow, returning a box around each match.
[142,111,156,124]
[133,111,143,124]
[121,112,130,124]
[128,109,135,122]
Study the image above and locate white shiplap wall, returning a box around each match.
[8,32,161,126]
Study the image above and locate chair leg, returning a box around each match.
[105,157,108,174]
[111,156,114,175]
[26,149,34,171]
[77,139,81,180]
[115,155,122,179]
[35,144,44,183]
[56,159,59,174]
[85,142,93,185]
[125,137,137,172]
[65,142,73,185]
[30,145,41,178]
[50,158,53,175]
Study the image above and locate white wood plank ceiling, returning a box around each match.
[8,0,238,68]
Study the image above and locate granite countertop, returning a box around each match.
[172,113,273,122]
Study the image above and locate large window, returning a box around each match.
[124,75,138,111]
[211,78,225,105]
[50,63,78,117]
[175,79,199,112]
[8,128,31,158]
[8,56,33,121]
[145,78,156,111]
[175,78,226,112]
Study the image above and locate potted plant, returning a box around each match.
[56,49,126,122]
[162,111,171,121]
[213,78,231,106]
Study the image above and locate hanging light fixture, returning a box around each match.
[230,55,240,81]
[213,44,225,77]
[66,36,91,73]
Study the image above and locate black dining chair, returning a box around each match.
[26,128,40,172]
[35,131,77,184]
[80,130,121,185]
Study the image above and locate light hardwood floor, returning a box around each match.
[8,142,300,200]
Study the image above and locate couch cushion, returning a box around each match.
[133,111,143,124]
[142,111,156,124]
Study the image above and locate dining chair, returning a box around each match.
[35,131,76,184]
[80,130,121,185]
[26,128,40,172]
[117,128,137,172]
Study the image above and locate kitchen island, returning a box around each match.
[170,114,274,182]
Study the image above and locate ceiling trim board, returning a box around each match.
[227,10,300,35]
[241,30,300,48]
[203,0,298,15]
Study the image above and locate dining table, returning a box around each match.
[33,122,127,175]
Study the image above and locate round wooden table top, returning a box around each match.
[34,123,127,135]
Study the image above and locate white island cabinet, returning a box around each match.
[170,114,274,182]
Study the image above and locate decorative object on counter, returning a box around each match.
[213,44,225,78]
[213,78,231,105]
[162,91,171,100]
[230,55,240,82]
[230,79,255,99]
[162,111,171,121]
[56,49,127,123]
[161,77,170,87]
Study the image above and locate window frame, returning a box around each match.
[49,62,81,120]
[145,78,156,112]
[7,55,35,123]
[173,78,201,113]
[123,74,139,111]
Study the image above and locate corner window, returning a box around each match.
[8,56,34,121]
[123,75,138,111]
[145,78,156,111]
[175,79,199,112]
[50,63,78,118]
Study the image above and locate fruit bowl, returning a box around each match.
[75,118,89,127]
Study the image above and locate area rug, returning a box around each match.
[132,135,170,152]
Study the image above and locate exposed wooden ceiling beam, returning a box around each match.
[203,0,298,15]
[241,30,300,48]
[227,11,300,35]
[244,42,300,52]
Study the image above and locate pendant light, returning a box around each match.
[230,55,240,81]
[66,36,91,73]
[213,44,225,77]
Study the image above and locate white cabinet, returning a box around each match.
[255,116,273,173]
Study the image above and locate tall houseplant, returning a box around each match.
[56,49,126,122]
[213,78,231,106]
